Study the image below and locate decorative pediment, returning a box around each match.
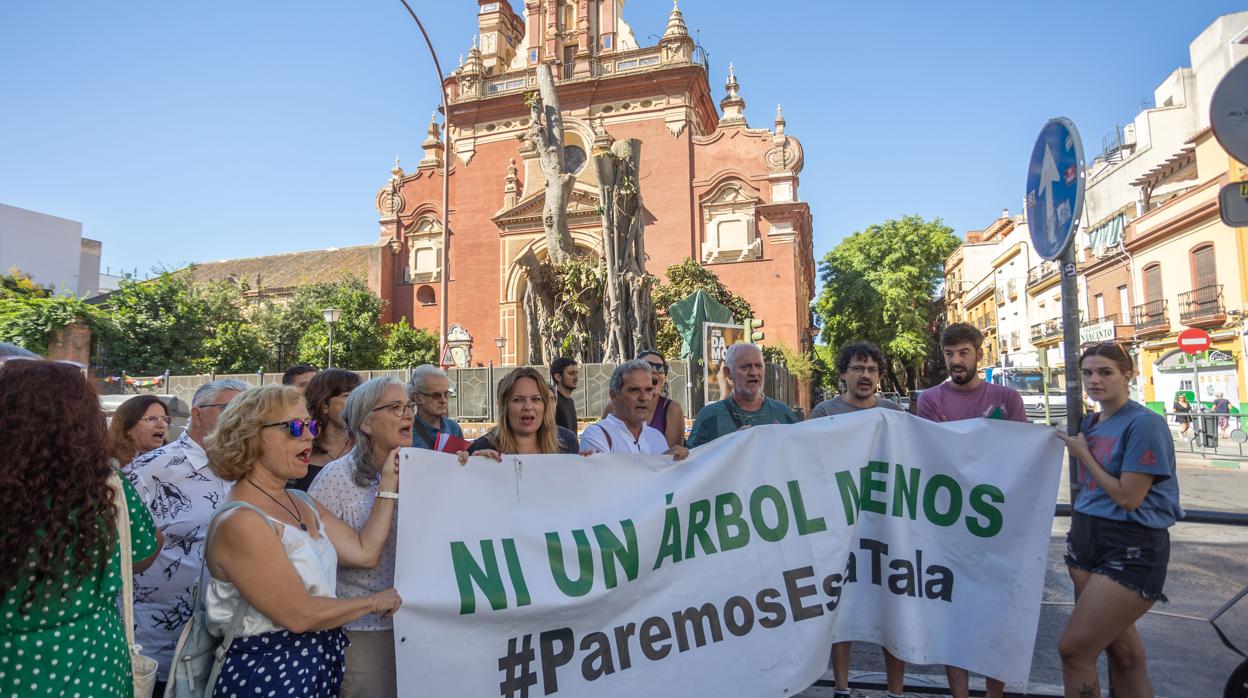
[493,186,602,231]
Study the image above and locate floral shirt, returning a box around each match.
[123,432,232,680]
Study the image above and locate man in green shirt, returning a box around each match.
[687,342,799,447]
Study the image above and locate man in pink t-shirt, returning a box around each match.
[918,323,1027,424]
[916,322,1025,698]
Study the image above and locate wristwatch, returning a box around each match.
[376,491,399,500]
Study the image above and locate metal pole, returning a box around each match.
[327,322,334,369]
[397,0,453,358]
[1060,245,1085,502]
[1192,351,1202,451]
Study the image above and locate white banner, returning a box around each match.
[394,409,1063,696]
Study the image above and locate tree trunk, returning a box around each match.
[526,64,575,263]
[597,138,656,364]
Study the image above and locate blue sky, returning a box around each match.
[1,1,1243,278]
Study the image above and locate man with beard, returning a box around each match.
[687,342,799,447]
[550,357,580,434]
[916,322,1024,698]
[811,341,904,418]
[917,322,1025,423]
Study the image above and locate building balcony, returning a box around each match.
[1178,284,1227,328]
[1132,299,1169,338]
[976,316,996,332]
[994,288,1006,305]
[1027,261,1060,291]
[1007,279,1018,300]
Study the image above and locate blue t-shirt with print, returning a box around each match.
[1075,400,1183,528]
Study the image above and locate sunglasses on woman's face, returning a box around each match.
[262,419,320,439]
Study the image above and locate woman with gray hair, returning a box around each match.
[307,376,412,697]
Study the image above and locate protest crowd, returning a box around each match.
[0,319,1181,698]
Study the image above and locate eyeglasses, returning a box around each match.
[262,419,320,439]
[416,390,454,401]
[373,401,416,417]
[197,403,230,410]
[139,415,173,425]
[845,365,880,375]
[645,362,668,374]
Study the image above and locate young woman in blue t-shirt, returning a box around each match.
[1055,342,1182,698]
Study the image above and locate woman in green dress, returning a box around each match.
[0,360,162,697]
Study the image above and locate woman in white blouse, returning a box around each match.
[203,385,402,697]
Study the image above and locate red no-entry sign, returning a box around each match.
[1177,327,1212,355]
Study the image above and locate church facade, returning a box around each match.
[369,0,815,379]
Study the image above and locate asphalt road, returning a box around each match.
[797,464,1248,697]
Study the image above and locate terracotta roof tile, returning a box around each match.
[179,245,373,295]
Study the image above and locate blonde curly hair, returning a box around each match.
[207,384,303,481]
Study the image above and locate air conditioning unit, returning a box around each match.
[1122,124,1137,147]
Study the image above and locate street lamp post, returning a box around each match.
[397,0,453,359]
[495,336,506,366]
[324,308,341,368]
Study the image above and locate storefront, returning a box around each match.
[1141,333,1244,415]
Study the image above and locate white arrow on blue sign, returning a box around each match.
[1025,118,1085,261]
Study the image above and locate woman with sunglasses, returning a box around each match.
[307,377,413,697]
[203,385,402,697]
[636,350,687,448]
[469,367,580,456]
[1055,342,1182,697]
[107,394,170,466]
[294,368,362,491]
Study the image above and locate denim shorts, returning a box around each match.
[1065,511,1170,602]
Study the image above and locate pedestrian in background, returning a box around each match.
[108,394,171,467]
[408,364,466,451]
[295,368,361,490]
[550,357,580,434]
[309,377,414,697]
[124,378,248,695]
[1,360,162,697]
[1173,393,1192,438]
[1055,341,1181,698]
[282,363,319,393]
[203,385,402,697]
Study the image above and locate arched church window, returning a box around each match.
[563,144,587,174]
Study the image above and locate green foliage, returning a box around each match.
[193,321,269,374]
[813,215,959,392]
[812,344,838,391]
[379,320,438,369]
[762,341,815,384]
[1,267,52,298]
[291,277,387,369]
[94,273,217,374]
[0,295,96,355]
[652,258,753,359]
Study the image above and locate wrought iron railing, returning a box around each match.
[1179,284,1225,324]
[1132,299,1169,333]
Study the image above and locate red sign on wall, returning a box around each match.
[1177,328,1212,355]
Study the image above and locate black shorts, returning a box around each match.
[1065,511,1170,602]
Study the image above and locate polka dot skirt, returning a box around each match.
[211,628,347,698]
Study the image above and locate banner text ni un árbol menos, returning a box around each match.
[394,409,1064,696]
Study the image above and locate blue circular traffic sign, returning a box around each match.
[1025,118,1085,261]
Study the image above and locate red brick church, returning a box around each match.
[370,0,814,373]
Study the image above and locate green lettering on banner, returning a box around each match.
[891,463,920,520]
[450,539,528,615]
[834,470,861,525]
[683,498,719,559]
[749,484,790,542]
[714,492,751,551]
[923,474,962,527]
[592,521,639,588]
[652,498,684,570]
[859,461,889,515]
[788,480,827,534]
[966,484,1005,538]
[546,529,595,597]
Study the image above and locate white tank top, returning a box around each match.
[205,496,338,638]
